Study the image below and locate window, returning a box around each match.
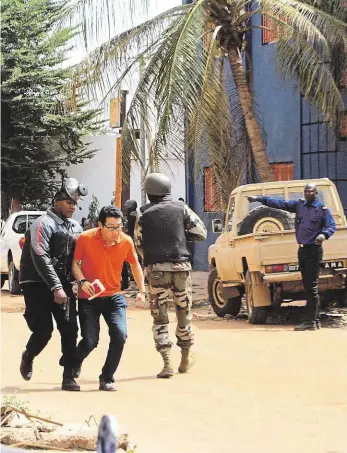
[340,112,347,140]
[262,14,290,45]
[28,215,41,228]
[272,162,294,181]
[262,15,280,44]
[12,215,27,234]
[339,69,347,88]
[204,167,222,212]
[227,197,235,232]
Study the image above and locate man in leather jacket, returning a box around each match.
[19,179,86,391]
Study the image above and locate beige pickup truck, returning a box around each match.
[208,178,347,324]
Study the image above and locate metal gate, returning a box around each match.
[300,97,347,215]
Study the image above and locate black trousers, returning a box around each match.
[298,245,323,322]
[22,282,78,378]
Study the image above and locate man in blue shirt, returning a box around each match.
[248,183,336,331]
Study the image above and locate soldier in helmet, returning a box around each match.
[134,173,207,378]
[121,199,139,290]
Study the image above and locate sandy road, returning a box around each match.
[1,290,347,453]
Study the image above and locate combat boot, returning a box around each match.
[178,348,196,373]
[20,351,33,381]
[157,350,174,379]
[62,377,80,391]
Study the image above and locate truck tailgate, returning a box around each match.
[256,227,347,265]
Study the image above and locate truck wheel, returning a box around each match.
[8,261,21,295]
[1,275,7,289]
[238,206,294,236]
[208,268,242,318]
[320,291,335,310]
[335,289,347,308]
[245,271,269,324]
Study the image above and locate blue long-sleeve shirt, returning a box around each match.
[257,196,336,245]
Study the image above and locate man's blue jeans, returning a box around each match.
[76,294,127,383]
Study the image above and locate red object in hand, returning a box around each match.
[88,279,106,300]
[19,237,26,250]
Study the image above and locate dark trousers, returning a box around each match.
[76,294,127,383]
[22,282,78,378]
[298,245,323,322]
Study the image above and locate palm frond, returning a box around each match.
[70,5,189,102]
[275,32,344,122]
[260,0,347,124]
[63,0,153,47]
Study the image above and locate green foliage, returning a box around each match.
[1,0,103,207]
[1,395,29,411]
[66,0,347,187]
[87,194,100,225]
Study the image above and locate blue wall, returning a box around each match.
[186,11,347,270]
[251,14,301,176]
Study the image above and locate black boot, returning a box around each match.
[72,362,82,379]
[62,377,80,391]
[294,321,317,331]
[20,351,33,381]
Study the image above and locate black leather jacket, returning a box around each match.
[19,208,82,291]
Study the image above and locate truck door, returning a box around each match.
[216,197,239,282]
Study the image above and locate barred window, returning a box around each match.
[262,14,280,44]
[340,112,347,139]
[339,69,347,88]
[272,162,294,181]
[204,167,222,212]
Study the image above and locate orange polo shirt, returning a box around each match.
[74,228,137,298]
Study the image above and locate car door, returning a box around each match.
[215,197,239,282]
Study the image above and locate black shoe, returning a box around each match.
[294,321,317,331]
[99,381,117,391]
[20,351,33,381]
[72,362,82,379]
[62,377,80,391]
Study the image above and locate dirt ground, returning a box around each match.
[1,274,347,453]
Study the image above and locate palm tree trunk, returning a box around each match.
[228,47,274,182]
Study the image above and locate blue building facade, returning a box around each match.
[183,4,347,270]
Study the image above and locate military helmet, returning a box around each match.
[143,173,171,196]
[124,199,137,210]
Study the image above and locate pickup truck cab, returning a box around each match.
[208,178,347,324]
[0,211,45,294]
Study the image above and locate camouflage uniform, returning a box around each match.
[134,205,207,352]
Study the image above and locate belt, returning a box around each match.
[299,243,321,248]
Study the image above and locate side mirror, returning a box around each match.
[212,219,223,234]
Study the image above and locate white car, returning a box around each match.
[0,211,45,294]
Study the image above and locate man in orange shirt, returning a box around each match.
[72,205,145,391]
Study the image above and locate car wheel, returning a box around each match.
[208,268,242,318]
[1,274,7,289]
[245,271,268,324]
[8,260,21,295]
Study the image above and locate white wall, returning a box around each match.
[130,158,186,207]
[67,134,186,224]
[66,134,118,223]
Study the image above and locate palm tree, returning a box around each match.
[67,0,347,186]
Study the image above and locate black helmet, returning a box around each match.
[124,199,137,210]
[143,173,171,196]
